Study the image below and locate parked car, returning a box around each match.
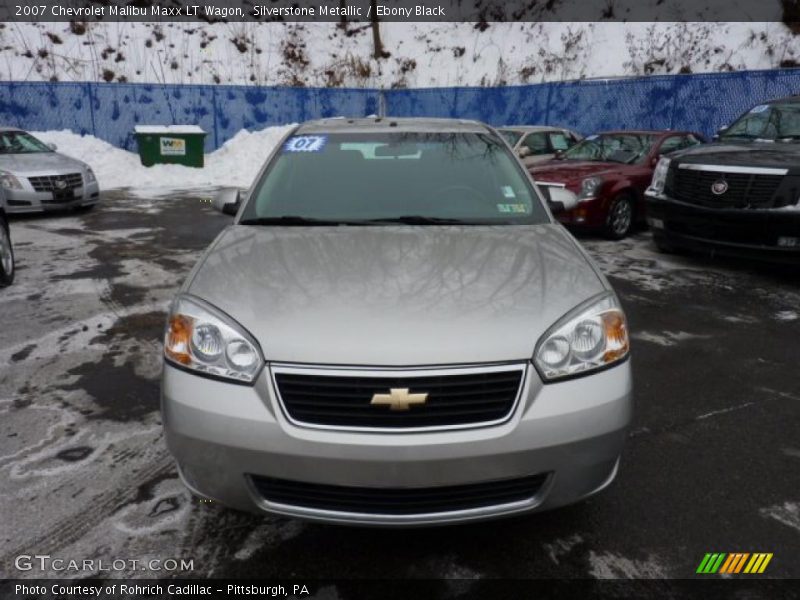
[531,130,705,238]
[0,127,99,214]
[0,192,13,286]
[646,97,800,262]
[161,117,632,526]
[498,126,582,167]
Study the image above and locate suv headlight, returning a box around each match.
[84,167,96,184]
[534,293,629,382]
[164,295,264,384]
[579,176,603,200]
[0,171,23,190]
[649,157,671,194]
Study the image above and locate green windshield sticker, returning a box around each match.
[501,186,516,198]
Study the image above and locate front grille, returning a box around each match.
[28,173,83,192]
[666,167,783,209]
[250,474,548,515]
[273,366,524,430]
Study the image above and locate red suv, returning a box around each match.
[531,130,705,238]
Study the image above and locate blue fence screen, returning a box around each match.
[1,68,798,152]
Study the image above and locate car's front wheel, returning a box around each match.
[604,193,634,240]
[0,213,15,287]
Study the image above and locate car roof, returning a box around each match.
[296,117,493,135]
[498,125,568,132]
[596,129,694,136]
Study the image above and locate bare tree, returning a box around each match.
[369,0,389,59]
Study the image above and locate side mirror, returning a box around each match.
[713,125,728,141]
[537,184,579,213]
[517,146,532,158]
[47,143,57,151]
[554,150,565,160]
[650,155,660,167]
[213,188,241,216]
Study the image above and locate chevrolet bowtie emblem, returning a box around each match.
[370,388,428,411]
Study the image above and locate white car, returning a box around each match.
[498,126,582,167]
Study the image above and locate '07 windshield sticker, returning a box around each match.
[283,135,327,153]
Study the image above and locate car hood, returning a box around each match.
[671,141,800,171]
[0,152,86,174]
[187,224,607,366]
[531,160,626,185]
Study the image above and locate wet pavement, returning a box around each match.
[1,191,798,582]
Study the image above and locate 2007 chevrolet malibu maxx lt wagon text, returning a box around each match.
[161,118,633,526]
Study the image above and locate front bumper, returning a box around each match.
[162,360,633,526]
[645,193,800,263]
[3,182,100,214]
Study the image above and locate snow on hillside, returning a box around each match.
[1,21,799,88]
[33,126,294,192]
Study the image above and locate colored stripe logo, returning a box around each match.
[696,553,773,574]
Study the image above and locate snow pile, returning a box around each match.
[32,126,295,193]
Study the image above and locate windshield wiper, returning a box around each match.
[362,215,468,225]
[239,216,356,226]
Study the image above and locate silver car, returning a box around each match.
[0,128,100,214]
[162,118,632,526]
[498,126,582,167]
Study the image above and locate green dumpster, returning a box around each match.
[134,125,206,168]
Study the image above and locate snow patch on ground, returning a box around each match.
[543,534,584,565]
[775,310,798,322]
[760,501,800,533]
[33,126,294,193]
[588,551,668,579]
[633,331,711,347]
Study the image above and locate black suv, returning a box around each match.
[645,96,800,263]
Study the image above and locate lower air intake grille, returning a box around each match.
[250,474,549,515]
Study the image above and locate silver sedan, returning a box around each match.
[0,128,100,214]
[161,118,633,526]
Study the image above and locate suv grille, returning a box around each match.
[273,366,525,430]
[28,173,83,192]
[250,474,548,515]
[667,166,783,209]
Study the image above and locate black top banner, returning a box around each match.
[0,0,794,22]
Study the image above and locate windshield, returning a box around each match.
[241,132,550,225]
[561,133,656,164]
[0,131,52,154]
[498,129,523,146]
[721,102,800,140]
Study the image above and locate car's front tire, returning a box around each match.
[604,193,634,240]
[0,213,15,287]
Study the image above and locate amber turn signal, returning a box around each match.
[165,314,193,365]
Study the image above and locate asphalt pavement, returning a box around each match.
[0,191,798,583]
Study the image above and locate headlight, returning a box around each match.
[649,157,671,194]
[534,293,629,382]
[0,171,23,190]
[579,176,603,199]
[164,295,263,384]
[84,168,96,184]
